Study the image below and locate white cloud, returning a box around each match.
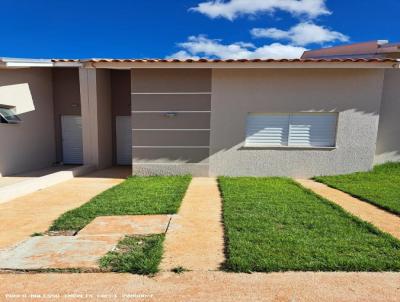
[251,22,349,46]
[168,35,307,59]
[166,50,200,60]
[191,0,330,20]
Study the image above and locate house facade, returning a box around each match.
[1,56,399,177]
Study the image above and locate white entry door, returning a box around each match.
[61,115,83,164]
[116,116,132,165]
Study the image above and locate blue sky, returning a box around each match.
[0,0,398,59]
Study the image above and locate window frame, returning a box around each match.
[0,106,22,124]
[244,112,339,149]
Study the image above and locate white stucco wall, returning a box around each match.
[374,69,400,164]
[0,68,55,176]
[210,68,385,177]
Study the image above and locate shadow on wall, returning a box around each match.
[0,83,35,115]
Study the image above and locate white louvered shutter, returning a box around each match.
[245,114,289,147]
[61,115,83,164]
[288,113,337,147]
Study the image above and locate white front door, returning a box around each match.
[61,115,83,164]
[116,116,132,165]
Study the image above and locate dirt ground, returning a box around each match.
[161,177,224,271]
[0,271,399,302]
[0,167,130,249]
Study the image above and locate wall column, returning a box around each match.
[79,68,112,169]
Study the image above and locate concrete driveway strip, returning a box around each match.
[0,272,399,302]
[297,179,400,240]
[161,177,225,272]
[0,167,130,249]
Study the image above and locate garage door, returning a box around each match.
[116,116,132,165]
[61,115,83,164]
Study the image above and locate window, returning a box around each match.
[245,113,337,148]
[0,106,21,124]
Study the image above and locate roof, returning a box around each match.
[52,58,397,63]
[302,41,400,59]
[1,57,398,69]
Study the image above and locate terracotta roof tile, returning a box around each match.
[51,58,398,63]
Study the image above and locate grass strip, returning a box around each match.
[314,163,400,215]
[100,235,164,275]
[220,176,400,272]
[50,176,191,231]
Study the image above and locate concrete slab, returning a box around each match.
[78,215,171,236]
[161,178,224,272]
[297,179,400,240]
[0,235,121,270]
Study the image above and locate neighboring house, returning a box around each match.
[302,40,400,59]
[0,52,399,178]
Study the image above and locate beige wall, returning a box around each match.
[0,68,55,176]
[210,68,385,177]
[375,69,400,164]
[52,68,81,162]
[131,69,211,176]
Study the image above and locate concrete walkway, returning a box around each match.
[0,215,171,271]
[161,178,224,272]
[1,272,399,301]
[0,167,130,249]
[297,179,400,240]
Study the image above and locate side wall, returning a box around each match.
[131,69,211,176]
[374,69,400,164]
[0,68,55,176]
[210,68,385,177]
[111,70,131,164]
[52,68,81,163]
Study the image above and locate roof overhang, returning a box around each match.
[77,59,400,70]
[0,58,81,68]
[1,58,399,69]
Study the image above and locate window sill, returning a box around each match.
[240,146,337,151]
[0,123,21,126]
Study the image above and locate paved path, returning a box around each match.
[161,177,224,272]
[0,167,130,249]
[297,179,400,240]
[1,272,399,302]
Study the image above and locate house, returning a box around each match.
[302,40,400,59]
[1,49,399,178]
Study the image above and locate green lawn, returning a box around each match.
[314,163,400,215]
[100,235,164,275]
[50,176,191,231]
[219,177,400,272]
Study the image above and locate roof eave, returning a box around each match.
[81,60,399,69]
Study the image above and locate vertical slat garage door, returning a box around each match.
[61,115,83,164]
[116,116,132,165]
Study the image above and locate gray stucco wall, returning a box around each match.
[374,69,400,164]
[209,68,385,177]
[0,68,56,176]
